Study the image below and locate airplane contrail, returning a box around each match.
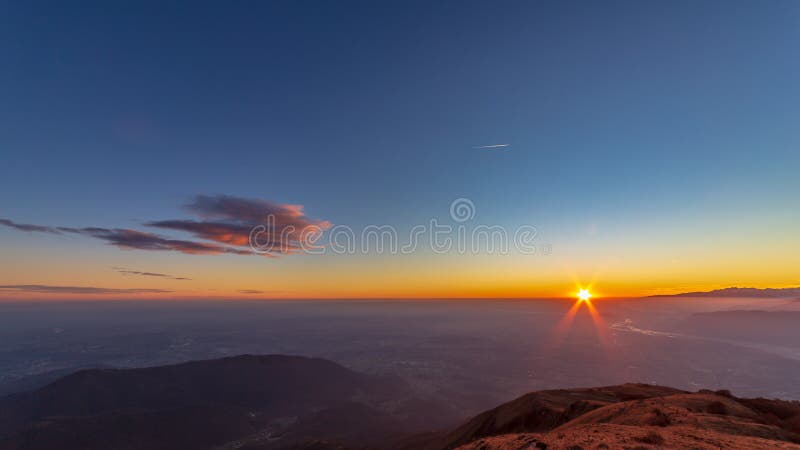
[474,144,511,149]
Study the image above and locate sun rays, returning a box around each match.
[545,284,613,353]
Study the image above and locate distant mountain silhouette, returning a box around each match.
[650,287,800,298]
[426,384,800,450]
[0,365,109,397]
[4,356,800,449]
[0,354,453,450]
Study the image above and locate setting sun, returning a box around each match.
[577,289,592,302]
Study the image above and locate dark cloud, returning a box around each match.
[149,219,309,254]
[237,289,264,294]
[146,220,255,246]
[187,195,315,225]
[0,284,173,294]
[1,219,252,256]
[0,219,61,234]
[149,194,332,254]
[112,267,191,281]
[0,195,331,257]
[65,227,253,255]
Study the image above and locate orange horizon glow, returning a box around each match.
[1,281,799,301]
[3,227,800,301]
[2,255,799,302]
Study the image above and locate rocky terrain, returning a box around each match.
[434,384,800,450]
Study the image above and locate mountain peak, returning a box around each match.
[431,384,800,450]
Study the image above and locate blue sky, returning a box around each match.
[1,1,799,298]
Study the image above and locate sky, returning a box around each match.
[1,1,799,300]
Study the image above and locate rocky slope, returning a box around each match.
[433,384,800,450]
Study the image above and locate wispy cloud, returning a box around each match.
[0,219,61,233]
[237,289,264,294]
[0,194,331,258]
[112,267,191,281]
[0,284,173,294]
[474,144,511,149]
[61,227,253,255]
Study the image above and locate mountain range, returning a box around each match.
[1,355,799,449]
[0,355,453,449]
[650,287,800,298]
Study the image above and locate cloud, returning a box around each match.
[62,227,253,255]
[0,195,330,258]
[148,195,332,254]
[145,220,256,246]
[0,219,61,233]
[474,144,511,149]
[237,289,264,294]
[0,284,173,294]
[0,221,250,256]
[112,267,191,281]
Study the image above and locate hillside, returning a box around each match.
[432,384,800,450]
[0,354,452,450]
